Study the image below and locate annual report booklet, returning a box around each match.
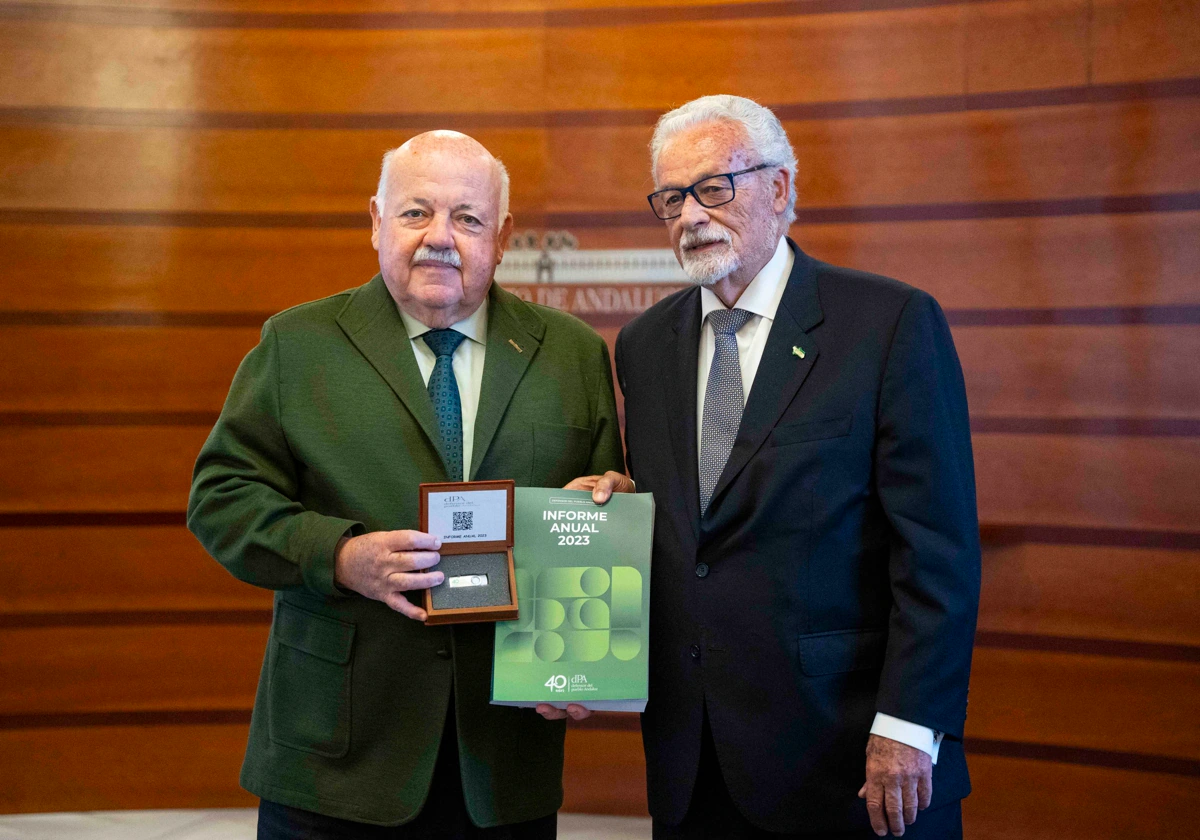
[490,488,654,712]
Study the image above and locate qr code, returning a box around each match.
[452,511,473,532]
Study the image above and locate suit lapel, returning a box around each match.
[664,288,703,541]
[705,243,824,519]
[336,275,445,469]
[469,284,544,480]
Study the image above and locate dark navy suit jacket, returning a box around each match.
[615,240,981,833]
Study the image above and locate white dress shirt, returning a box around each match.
[696,235,942,762]
[398,298,489,481]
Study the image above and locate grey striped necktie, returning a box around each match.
[699,308,755,515]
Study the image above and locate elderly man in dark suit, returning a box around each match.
[189,131,624,839]
[558,95,980,838]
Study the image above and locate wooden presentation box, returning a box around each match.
[419,479,519,626]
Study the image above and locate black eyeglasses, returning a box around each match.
[647,163,776,220]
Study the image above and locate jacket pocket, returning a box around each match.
[268,601,355,757]
[797,627,887,676]
[531,422,592,487]
[771,416,853,447]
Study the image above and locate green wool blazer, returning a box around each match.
[187,276,624,827]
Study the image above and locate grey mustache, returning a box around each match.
[681,230,732,249]
[412,246,462,267]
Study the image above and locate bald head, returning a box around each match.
[375,131,510,224]
[368,130,515,329]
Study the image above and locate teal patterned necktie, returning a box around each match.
[422,328,468,481]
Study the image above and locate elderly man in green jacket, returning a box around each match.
[188,131,624,839]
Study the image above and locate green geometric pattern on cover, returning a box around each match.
[497,566,642,663]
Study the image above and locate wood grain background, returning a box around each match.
[0,0,1197,835]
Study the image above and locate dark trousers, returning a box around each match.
[653,714,963,840]
[258,699,557,840]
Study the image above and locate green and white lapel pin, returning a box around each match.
[792,345,806,360]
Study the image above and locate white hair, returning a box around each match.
[650,95,798,225]
[374,143,510,225]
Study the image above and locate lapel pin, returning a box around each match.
[508,339,524,354]
[792,346,806,359]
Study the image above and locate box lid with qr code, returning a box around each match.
[418,480,518,626]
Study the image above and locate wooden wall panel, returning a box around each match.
[546,100,1200,212]
[955,325,1200,419]
[545,6,967,109]
[0,526,269,615]
[562,727,648,816]
[964,0,1089,93]
[5,723,1197,828]
[0,225,378,314]
[0,125,549,213]
[6,622,1197,760]
[796,212,1200,310]
[963,755,1198,840]
[0,426,207,512]
[6,323,1198,419]
[4,99,1197,214]
[973,434,1200,532]
[0,326,258,412]
[4,213,1195,314]
[0,22,547,112]
[0,723,255,814]
[978,544,1200,645]
[0,623,266,715]
[1,0,775,10]
[967,648,1200,759]
[0,721,645,816]
[0,1,1106,113]
[1092,0,1200,84]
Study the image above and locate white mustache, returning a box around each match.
[680,227,733,250]
[411,246,462,268]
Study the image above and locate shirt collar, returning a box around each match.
[700,235,793,323]
[399,295,490,346]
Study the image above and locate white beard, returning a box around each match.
[678,226,741,286]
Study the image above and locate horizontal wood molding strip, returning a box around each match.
[978,525,1200,549]
[0,304,1140,331]
[0,210,370,229]
[973,631,1200,662]
[3,194,1196,230]
[946,305,1200,326]
[0,511,185,527]
[0,411,221,427]
[968,418,1200,437]
[0,709,252,729]
[0,311,274,327]
[0,609,272,628]
[0,612,1192,661]
[1,305,1199,329]
[3,709,1192,777]
[964,739,1200,777]
[3,78,1197,130]
[2,517,1197,546]
[0,0,998,29]
[2,412,1197,437]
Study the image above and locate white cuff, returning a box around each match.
[870,713,942,763]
